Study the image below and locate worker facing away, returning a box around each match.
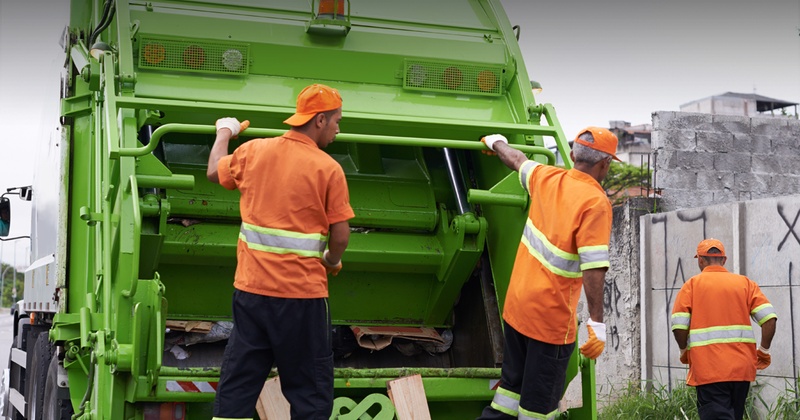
[671,238,777,420]
[477,128,619,419]
[207,83,355,419]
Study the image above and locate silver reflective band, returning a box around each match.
[688,325,755,348]
[239,224,326,258]
[522,223,582,278]
[519,160,540,193]
[490,389,519,417]
[751,304,777,325]
[671,312,690,330]
[519,406,560,420]
[578,248,610,269]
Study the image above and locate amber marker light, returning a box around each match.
[143,43,166,65]
[477,70,497,92]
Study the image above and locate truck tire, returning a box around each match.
[42,356,73,420]
[24,332,54,420]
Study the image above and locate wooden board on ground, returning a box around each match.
[165,320,213,333]
[256,377,290,420]
[387,374,431,420]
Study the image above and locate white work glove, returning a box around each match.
[215,117,250,137]
[579,319,606,360]
[756,345,771,370]
[481,134,508,151]
[321,250,342,276]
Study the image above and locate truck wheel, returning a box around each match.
[42,356,73,420]
[24,332,54,420]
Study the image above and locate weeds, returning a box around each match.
[598,381,698,420]
[597,382,768,420]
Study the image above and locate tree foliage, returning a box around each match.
[601,161,653,206]
[0,263,24,308]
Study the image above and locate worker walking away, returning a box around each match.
[477,127,619,419]
[671,238,777,420]
[207,83,355,419]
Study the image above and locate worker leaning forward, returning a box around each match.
[671,238,777,420]
[207,83,355,419]
[477,128,619,419]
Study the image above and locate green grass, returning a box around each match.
[598,381,698,420]
[598,379,800,420]
[755,378,800,420]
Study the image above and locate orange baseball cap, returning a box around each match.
[283,84,343,126]
[695,238,726,258]
[574,127,621,161]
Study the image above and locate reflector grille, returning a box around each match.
[403,59,504,96]
[138,36,249,75]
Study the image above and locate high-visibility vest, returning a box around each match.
[671,265,777,385]
[217,131,354,299]
[504,161,612,345]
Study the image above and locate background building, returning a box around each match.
[680,92,798,118]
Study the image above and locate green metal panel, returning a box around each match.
[45,1,597,418]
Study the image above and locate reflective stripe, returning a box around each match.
[519,406,560,420]
[671,312,691,330]
[490,387,520,417]
[521,219,582,278]
[688,325,755,348]
[519,160,540,193]
[577,245,610,271]
[751,303,777,326]
[239,222,327,258]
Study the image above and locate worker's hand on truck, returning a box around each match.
[216,117,250,138]
[481,134,508,156]
[321,250,343,276]
[579,319,606,360]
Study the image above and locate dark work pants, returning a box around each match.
[213,290,334,419]
[696,381,750,420]
[477,321,575,419]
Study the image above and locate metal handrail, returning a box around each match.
[117,123,556,165]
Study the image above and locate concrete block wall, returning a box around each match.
[652,112,800,211]
[563,198,654,407]
[640,195,800,413]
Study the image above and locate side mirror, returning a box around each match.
[0,197,10,237]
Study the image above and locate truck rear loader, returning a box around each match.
[1,1,597,419]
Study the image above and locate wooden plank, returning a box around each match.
[387,374,431,420]
[256,377,291,420]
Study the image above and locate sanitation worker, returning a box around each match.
[477,128,618,419]
[207,83,354,420]
[671,238,777,420]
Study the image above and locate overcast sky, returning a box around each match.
[1,0,799,266]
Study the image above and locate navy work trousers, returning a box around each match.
[477,321,574,419]
[213,290,334,419]
[696,381,750,420]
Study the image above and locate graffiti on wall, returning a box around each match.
[650,209,707,390]
[644,200,800,393]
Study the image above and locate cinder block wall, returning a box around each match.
[652,112,800,212]
[563,198,654,408]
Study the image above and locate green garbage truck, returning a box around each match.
[1,1,597,419]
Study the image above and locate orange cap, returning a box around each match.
[574,127,621,161]
[695,238,726,258]
[283,84,343,126]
